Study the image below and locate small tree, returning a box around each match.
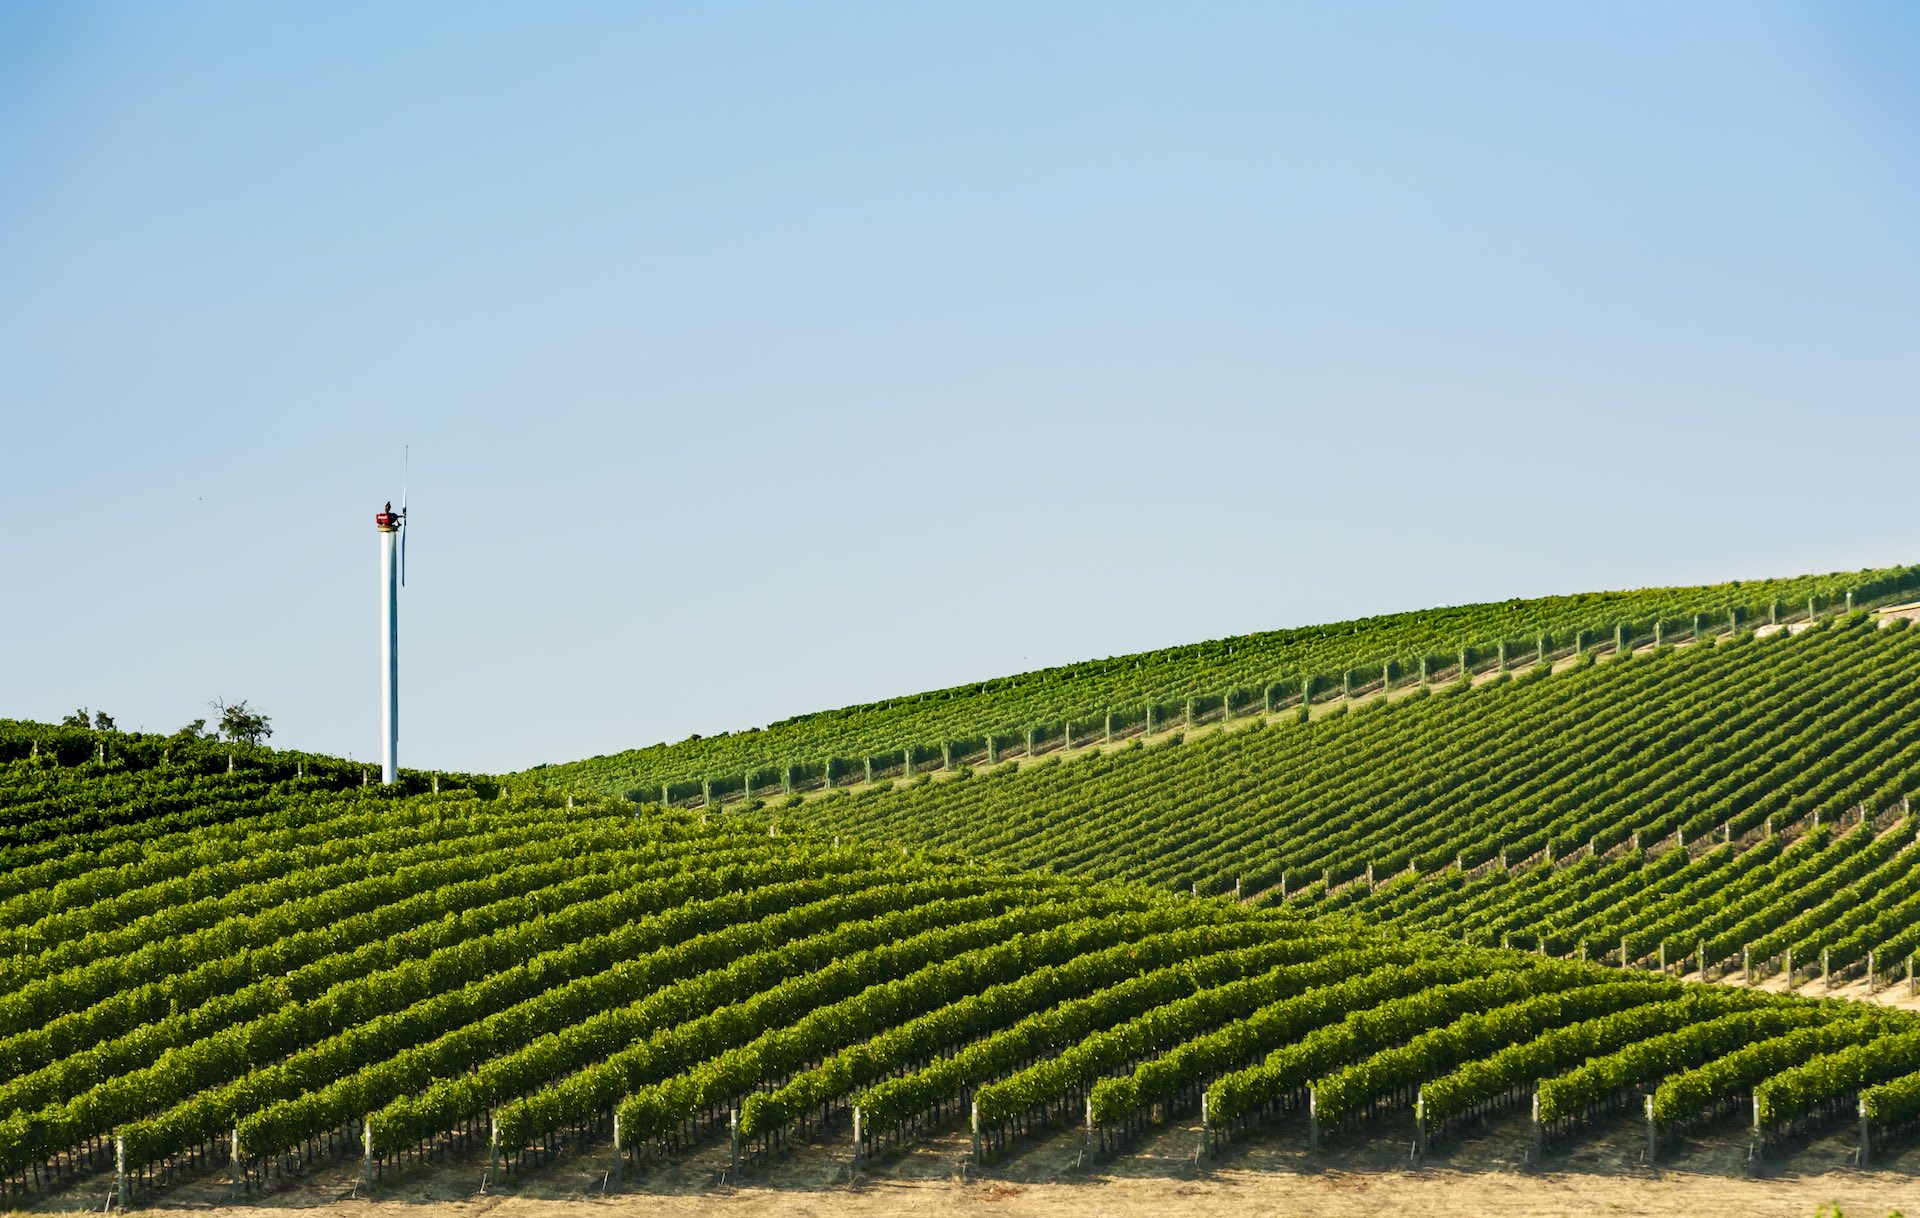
[61,708,90,728]
[93,710,117,732]
[174,718,214,740]
[211,698,272,746]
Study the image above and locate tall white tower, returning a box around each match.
[375,502,403,783]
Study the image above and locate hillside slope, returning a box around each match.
[7,726,1920,1206]
[772,614,1920,990]
[531,566,1920,802]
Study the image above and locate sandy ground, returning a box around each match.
[1703,967,1920,1013]
[18,1104,1918,1218]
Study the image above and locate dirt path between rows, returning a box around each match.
[66,1170,1907,1218]
[23,1107,1918,1218]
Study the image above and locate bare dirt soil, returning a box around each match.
[19,1107,1917,1218]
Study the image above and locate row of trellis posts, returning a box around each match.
[664,598,1884,811]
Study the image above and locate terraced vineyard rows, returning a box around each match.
[9,720,1920,1206]
[774,615,1920,987]
[532,567,1920,804]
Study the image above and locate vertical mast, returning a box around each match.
[377,509,401,783]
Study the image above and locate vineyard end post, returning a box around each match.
[485,1111,498,1189]
[730,1107,741,1178]
[1858,1096,1871,1167]
[363,1115,374,1189]
[1530,1091,1542,1165]
[1308,1089,1320,1154]
[970,1101,981,1166]
[851,1106,864,1177]
[611,1111,622,1188]
[116,1133,128,1212]
[1199,1092,1212,1162]
[1644,1095,1656,1170]
[231,1126,243,1199]
[1412,1091,1426,1167]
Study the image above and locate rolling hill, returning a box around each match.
[531,565,1920,804]
[7,706,1920,1207]
[15,564,1920,1207]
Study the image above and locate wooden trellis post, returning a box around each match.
[1412,1090,1427,1165]
[487,1110,499,1187]
[1530,1092,1543,1163]
[1645,1095,1657,1169]
[1858,1096,1872,1167]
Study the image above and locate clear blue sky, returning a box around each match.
[4,3,1917,773]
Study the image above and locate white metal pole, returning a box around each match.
[380,524,399,783]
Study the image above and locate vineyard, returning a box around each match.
[769,612,1920,995]
[531,565,1920,805]
[10,694,1920,1211]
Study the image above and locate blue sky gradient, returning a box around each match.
[3,3,1917,771]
